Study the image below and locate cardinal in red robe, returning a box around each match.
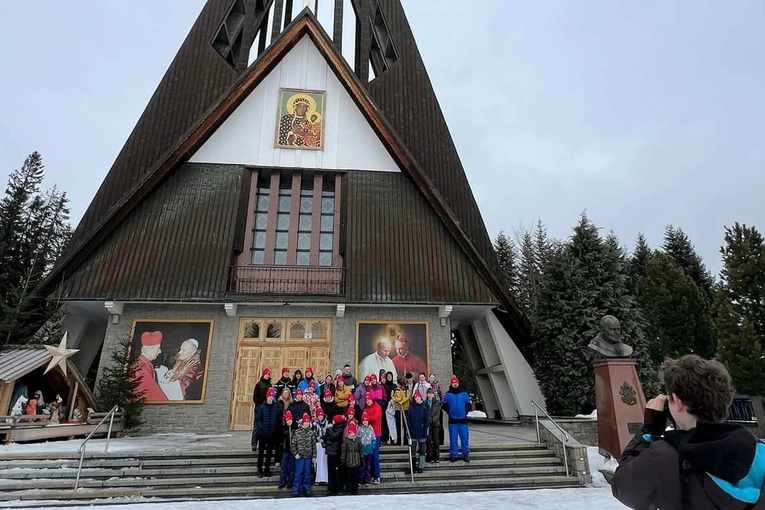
[133,331,168,401]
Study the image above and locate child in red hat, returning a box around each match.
[341,422,363,495]
[255,386,279,477]
[312,408,329,485]
[278,411,295,489]
[358,412,376,486]
[291,413,316,497]
[251,367,273,451]
[324,414,346,495]
[320,389,340,422]
[408,390,430,473]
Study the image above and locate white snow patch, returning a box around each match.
[7,488,628,509]
[467,410,487,418]
[575,410,597,420]
[587,446,619,487]
[0,433,234,456]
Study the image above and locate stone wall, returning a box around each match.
[95,303,452,433]
[538,421,592,485]
[557,419,598,447]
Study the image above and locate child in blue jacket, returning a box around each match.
[442,375,471,462]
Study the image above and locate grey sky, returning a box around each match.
[1,1,763,277]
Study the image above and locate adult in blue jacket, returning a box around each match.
[442,375,471,462]
[255,388,281,477]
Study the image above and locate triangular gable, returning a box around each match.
[43,10,518,334]
[190,35,399,173]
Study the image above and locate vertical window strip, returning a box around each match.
[310,173,324,266]
[286,172,301,265]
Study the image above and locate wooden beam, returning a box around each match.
[271,0,285,43]
[0,382,13,417]
[67,381,79,422]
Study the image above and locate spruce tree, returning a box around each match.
[493,231,519,296]
[628,233,652,296]
[516,230,539,323]
[716,223,765,436]
[0,155,71,346]
[663,226,715,302]
[97,336,146,430]
[642,252,711,364]
[534,214,657,415]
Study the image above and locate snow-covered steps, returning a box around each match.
[0,443,581,506]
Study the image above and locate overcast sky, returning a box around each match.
[1,1,763,277]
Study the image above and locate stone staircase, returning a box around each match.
[0,443,581,506]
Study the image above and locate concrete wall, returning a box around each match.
[557,419,599,447]
[95,303,452,433]
[538,421,593,485]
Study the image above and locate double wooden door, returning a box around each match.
[229,317,332,431]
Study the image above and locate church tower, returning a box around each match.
[45,0,544,431]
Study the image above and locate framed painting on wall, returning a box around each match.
[356,321,429,381]
[129,319,214,404]
[275,88,325,150]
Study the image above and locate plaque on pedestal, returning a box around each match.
[594,358,646,458]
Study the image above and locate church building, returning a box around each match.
[42,0,545,432]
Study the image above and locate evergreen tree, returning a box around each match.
[516,230,539,323]
[663,226,715,301]
[451,333,478,400]
[97,336,146,429]
[716,223,765,436]
[628,233,652,296]
[534,214,657,415]
[0,154,71,346]
[493,231,519,295]
[642,252,711,364]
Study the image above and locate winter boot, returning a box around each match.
[463,455,470,463]
[418,454,426,473]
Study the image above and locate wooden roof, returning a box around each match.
[44,2,529,341]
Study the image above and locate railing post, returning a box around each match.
[534,402,540,443]
[105,406,116,454]
[562,434,569,478]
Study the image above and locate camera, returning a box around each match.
[663,399,677,430]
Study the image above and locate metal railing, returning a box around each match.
[400,411,415,483]
[229,265,344,295]
[531,400,570,478]
[73,405,120,492]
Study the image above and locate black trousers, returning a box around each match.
[343,466,359,494]
[257,436,275,472]
[250,406,258,449]
[427,425,441,461]
[328,455,342,494]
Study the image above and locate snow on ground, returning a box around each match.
[587,446,619,487]
[467,410,487,418]
[575,410,597,420]
[18,488,627,510]
[0,433,234,456]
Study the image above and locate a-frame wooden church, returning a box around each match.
[43,0,545,432]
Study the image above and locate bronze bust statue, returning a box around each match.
[588,315,633,358]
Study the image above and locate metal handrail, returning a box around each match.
[73,405,119,492]
[400,410,415,483]
[531,400,570,477]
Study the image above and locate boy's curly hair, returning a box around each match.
[663,354,734,422]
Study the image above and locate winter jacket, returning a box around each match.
[364,401,383,437]
[291,425,317,459]
[354,384,368,410]
[343,374,359,390]
[408,401,430,440]
[427,398,442,427]
[280,424,294,452]
[255,400,281,438]
[273,376,295,398]
[324,422,345,457]
[612,410,765,510]
[430,381,444,402]
[341,436,363,468]
[298,377,316,393]
[334,385,352,408]
[442,386,471,424]
[367,384,386,403]
[359,424,376,456]
[287,400,311,428]
[412,382,432,399]
[312,419,329,444]
[252,377,272,406]
[321,399,341,422]
[392,386,411,411]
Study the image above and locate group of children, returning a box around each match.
[277,394,381,497]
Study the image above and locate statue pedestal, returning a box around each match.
[593,358,646,458]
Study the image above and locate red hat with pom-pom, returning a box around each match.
[266,388,275,398]
[316,408,325,417]
[295,389,303,397]
[324,390,333,398]
[413,391,423,401]
[262,367,271,377]
[301,413,311,424]
[361,412,369,423]
[285,411,293,422]
[450,375,459,385]
[347,422,358,435]
[333,415,345,424]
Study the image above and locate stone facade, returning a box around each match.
[538,422,592,485]
[96,303,452,433]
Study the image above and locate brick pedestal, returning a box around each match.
[593,358,646,458]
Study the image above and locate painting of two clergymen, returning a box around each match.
[276,89,325,149]
[129,320,214,404]
[356,322,429,381]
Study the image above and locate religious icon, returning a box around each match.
[129,320,214,404]
[275,89,325,149]
[356,321,429,381]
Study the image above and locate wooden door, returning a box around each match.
[229,318,332,430]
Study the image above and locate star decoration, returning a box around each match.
[44,332,79,376]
